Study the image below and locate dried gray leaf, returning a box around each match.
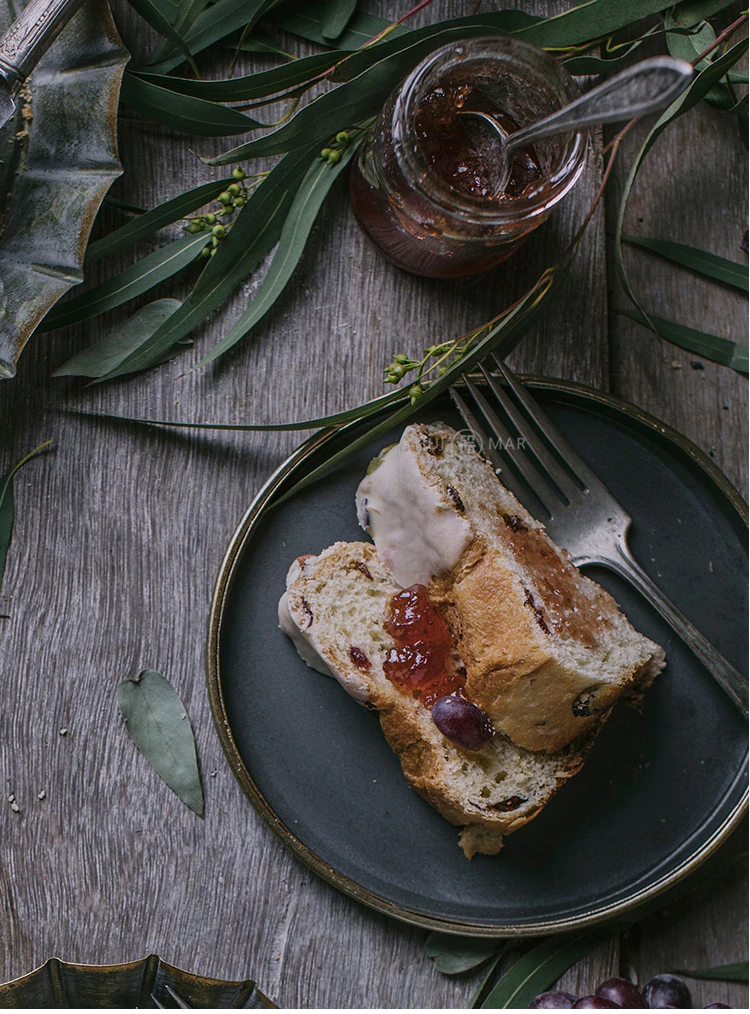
[118,669,204,816]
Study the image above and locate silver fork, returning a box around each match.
[450,358,748,718]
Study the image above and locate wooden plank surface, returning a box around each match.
[0,1,746,1008]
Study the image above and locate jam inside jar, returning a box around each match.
[349,37,586,278]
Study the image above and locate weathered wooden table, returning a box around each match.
[1,2,747,1007]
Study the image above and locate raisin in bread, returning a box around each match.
[279,541,604,858]
[355,422,665,753]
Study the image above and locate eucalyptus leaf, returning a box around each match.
[620,309,749,373]
[623,235,749,291]
[329,12,541,83]
[135,51,340,103]
[267,0,395,49]
[74,388,405,434]
[52,299,186,378]
[86,177,235,263]
[322,0,358,41]
[675,961,749,981]
[672,0,739,27]
[0,441,53,593]
[229,30,294,58]
[118,669,204,817]
[479,931,606,1008]
[127,0,199,75]
[121,73,262,136]
[103,194,148,215]
[563,29,657,74]
[614,38,749,328]
[665,11,716,67]
[424,933,500,975]
[516,0,676,48]
[97,144,320,381]
[196,143,358,367]
[144,0,286,74]
[41,233,208,332]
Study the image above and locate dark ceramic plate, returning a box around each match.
[0,955,276,1008]
[208,379,748,936]
[0,0,128,378]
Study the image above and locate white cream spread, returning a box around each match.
[355,435,470,587]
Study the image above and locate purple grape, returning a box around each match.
[643,975,692,1008]
[431,694,494,750]
[530,991,578,1009]
[704,1005,731,1009]
[595,977,646,1008]
[572,997,621,1009]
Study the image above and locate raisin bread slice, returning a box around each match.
[279,541,603,858]
[355,422,665,753]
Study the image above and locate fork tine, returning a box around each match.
[462,374,563,517]
[478,363,584,504]
[449,387,505,474]
[493,358,606,492]
[151,996,167,1009]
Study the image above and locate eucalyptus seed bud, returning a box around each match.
[209,247,217,256]
[218,191,232,205]
[186,222,202,234]
[394,353,410,365]
[328,150,341,164]
[232,166,246,180]
[336,131,349,145]
[390,364,406,380]
[204,213,217,225]
[199,246,211,258]
[232,197,245,207]
[409,383,423,404]
[227,183,241,197]
[321,147,332,159]
[211,224,226,238]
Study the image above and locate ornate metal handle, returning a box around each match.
[0,0,85,85]
[507,56,694,156]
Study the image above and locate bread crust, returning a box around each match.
[282,541,614,859]
[359,423,665,753]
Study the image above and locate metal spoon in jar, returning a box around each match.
[457,55,693,195]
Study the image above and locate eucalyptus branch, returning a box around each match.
[364,0,439,48]
[692,12,749,65]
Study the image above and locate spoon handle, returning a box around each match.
[506,55,693,156]
[0,0,85,85]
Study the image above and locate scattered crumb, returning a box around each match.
[210,770,217,777]
[671,360,682,369]
[38,790,46,801]
[10,801,20,813]
[8,793,15,803]
[59,728,68,736]
[690,361,704,370]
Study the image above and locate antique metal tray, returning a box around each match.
[0,954,276,1008]
[0,0,128,378]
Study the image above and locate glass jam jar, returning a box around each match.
[349,36,587,278]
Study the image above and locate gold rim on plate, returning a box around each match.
[206,376,748,937]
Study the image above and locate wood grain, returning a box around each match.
[0,1,746,1008]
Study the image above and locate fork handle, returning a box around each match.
[585,543,748,718]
